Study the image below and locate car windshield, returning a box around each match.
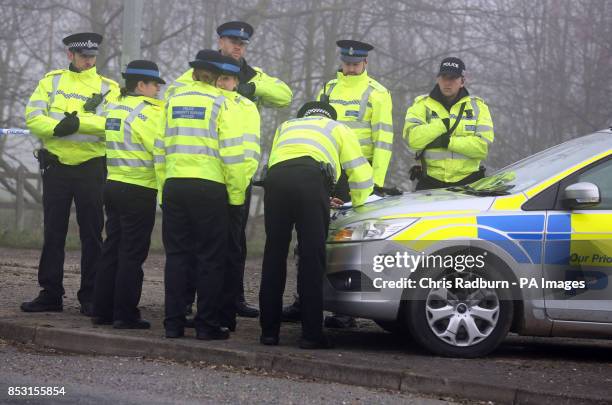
[453,133,609,194]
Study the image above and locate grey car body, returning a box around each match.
[324,130,612,357]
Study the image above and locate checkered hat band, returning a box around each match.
[304,108,332,118]
[68,41,99,49]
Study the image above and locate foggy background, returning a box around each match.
[0,0,611,247]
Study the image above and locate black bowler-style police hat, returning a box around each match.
[122,60,166,84]
[336,40,374,63]
[297,101,337,121]
[62,32,103,56]
[189,49,241,76]
[216,21,254,43]
[438,57,466,78]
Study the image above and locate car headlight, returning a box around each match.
[328,218,418,243]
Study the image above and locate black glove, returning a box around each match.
[53,111,80,137]
[236,82,256,99]
[372,185,385,196]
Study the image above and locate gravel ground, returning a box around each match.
[0,340,458,405]
[1,246,612,404]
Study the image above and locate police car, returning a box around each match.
[325,130,612,357]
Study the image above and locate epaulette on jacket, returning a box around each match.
[44,69,67,77]
[100,75,119,87]
[414,94,429,103]
[367,78,388,93]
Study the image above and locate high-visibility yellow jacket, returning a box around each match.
[403,91,494,183]
[104,95,164,190]
[164,66,292,109]
[218,89,261,184]
[268,116,374,207]
[156,81,246,205]
[25,66,120,165]
[317,70,393,187]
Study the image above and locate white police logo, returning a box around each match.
[348,47,354,56]
[443,62,460,69]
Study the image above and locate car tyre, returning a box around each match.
[404,266,513,358]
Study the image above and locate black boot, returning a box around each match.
[281,297,301,322]
[20,295,63,313]
[236,301,259,318]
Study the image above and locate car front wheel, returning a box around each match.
[404,267,513,358]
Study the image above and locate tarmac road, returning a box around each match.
[1,247,611,404]
[0,341,457,405]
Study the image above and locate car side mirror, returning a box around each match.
[563,182,600,209]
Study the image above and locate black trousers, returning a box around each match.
[92,180,156,322]
[236,184,252,303]
[37,157,105,304]
[260,158,330,341]
[416,169,485,191]
[163,178,228,333]
[219,204,244,329]
[184,185,251,313]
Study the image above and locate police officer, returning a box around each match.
[161,50,246,340]
[259,101,373,349]
[166,21,292,318]
[90,60,166,329]
[213,60,261,332]
[283,39,394,327]
[22,33,119,315]
[403,57,494,190]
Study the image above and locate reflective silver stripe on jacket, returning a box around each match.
[48,74,62,107]
[221,154,245,164]
[165,82,186,99]
[165,144,220,157]
[470,98,480,120]
[406,117,424,125]
[341,121,371,130]
[244,150,261,160]
[96,81,110,115]
[372,122,393,133]
[120,102,149,151]
[107,157,153,167]
[359,138,373,146]
[278,121,340,152]
[358,86,375,120]
[243,133,259,143]
[59,134,101,143]
[423,150,471,160]
[349,178,374,190]
[27,100,49,110]
[169,91,218,101]
[166,127,214,138]
[342,156,368,170]
[106,102,150,153]
[219,135,244,148]
[26,110,45,119]
[208,95,225,140]
[374,140,393,151]
[49,112,65,120]
[476,125,493,132]
[275,137,337,178]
